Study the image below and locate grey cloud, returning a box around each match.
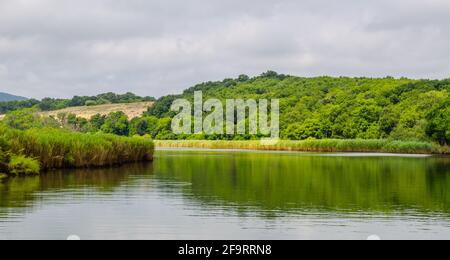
[0,0,449,99]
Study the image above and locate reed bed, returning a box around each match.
[155,139,443,154]
[0,126,154,169]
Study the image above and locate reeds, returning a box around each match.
[155,139,443,154]
[0,125,154,170]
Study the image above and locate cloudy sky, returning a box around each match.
[0,0,449,99]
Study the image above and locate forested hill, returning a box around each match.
[0,92,27,102]
[147,72,450,144]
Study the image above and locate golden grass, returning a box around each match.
[39,102,154,119]
[155,140,446,154]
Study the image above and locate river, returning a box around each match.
[1,150,449,240]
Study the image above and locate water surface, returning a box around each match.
[1,150,449,240]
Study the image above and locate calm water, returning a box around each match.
[1,149,450,240]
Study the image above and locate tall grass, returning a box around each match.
[155,139,444,154]
[0,125,154,169]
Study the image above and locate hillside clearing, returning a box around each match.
[39,102,153,119]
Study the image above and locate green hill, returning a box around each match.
[0,92,27,102]
[1,72,448,148]
[147,72,450,145]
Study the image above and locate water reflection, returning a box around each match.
[0,150,449,239]
[0,163,154,208]
[155,151,450,214]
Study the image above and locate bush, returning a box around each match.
[4,109,44,130]
[85,100,98,106]
[8,155,40,176]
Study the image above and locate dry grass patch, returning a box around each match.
[39,102,154,119]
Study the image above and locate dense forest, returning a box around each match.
[2,72,449,146]
[146,72,450,145]
[0,92,155,114]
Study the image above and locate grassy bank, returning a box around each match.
[155,140,448,154]
[0,125,154,170]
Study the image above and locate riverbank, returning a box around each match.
[155,140,449,154]
[0,125,154,173]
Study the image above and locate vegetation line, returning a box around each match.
[155,140,449,155]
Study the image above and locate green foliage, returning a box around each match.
[101,112,130,136]
[8,155,40,176]
[146,95,178,118]
[129,117,149,136]
[427,98,450,145]
[89,114,107,130]
[0,131,41,177]
[2,73,449,147]
[4,109,46,130]
[147,72,450,143]
[0,99,40,114]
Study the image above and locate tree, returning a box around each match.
[101,112,130,136]
[426,99,450,145]
[89,114,106,131]
[129,117,149,136]
[238,74,250,82]
[146,95,179,118]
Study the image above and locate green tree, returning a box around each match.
[89,114,106,131]
[146,95,178,118]
[129,117,149,136]
[426,99,450,145]
[101,112,130,136]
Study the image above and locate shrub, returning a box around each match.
[4,109,43,130]
[85,100,97,106]
[8,155,41,176]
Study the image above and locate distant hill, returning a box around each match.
[0,92,27,102]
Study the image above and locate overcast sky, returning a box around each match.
[0,0,449,99]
